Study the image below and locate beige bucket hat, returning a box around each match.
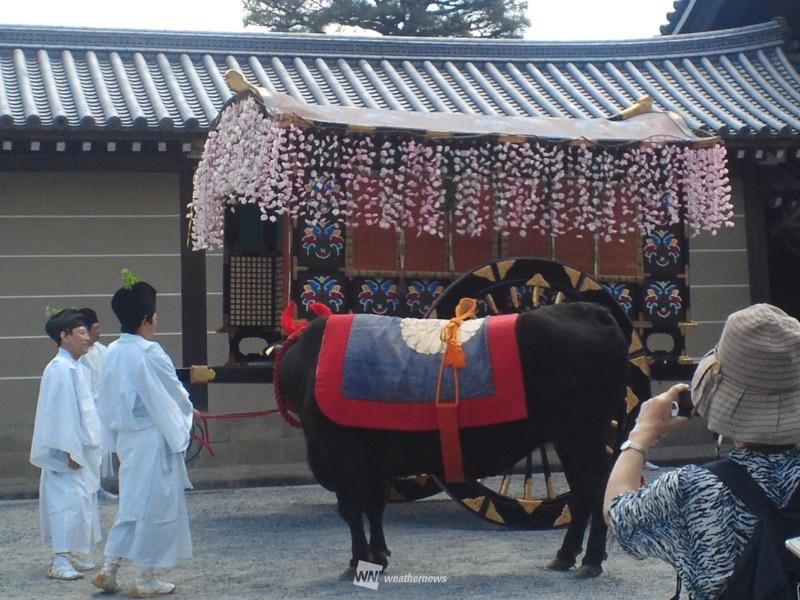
[691,303,800,445]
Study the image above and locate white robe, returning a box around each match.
[97,333,194,569]
[80,341,108,399]
[30,347,103,555]
[80,341,114,477]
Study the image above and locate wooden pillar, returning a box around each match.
[179,167,209,410]
[742,169,771,305]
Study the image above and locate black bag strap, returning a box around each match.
[705,458,779,522]
[668,459,772,600]
[670,575,682,600]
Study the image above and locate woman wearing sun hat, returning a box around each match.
[603,303,800,600]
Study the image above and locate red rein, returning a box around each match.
[191,409,280,456]
[272,301,332,429]
[271,330,304,429]
[190,301,331,456]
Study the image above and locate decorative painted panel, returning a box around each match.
[601,282,638,317]
[643,225,685,276]
[352,277,403,316]
[294,271,349,317]
[294,217,345,269]
[404,279,449,318]
[642,279,686,325]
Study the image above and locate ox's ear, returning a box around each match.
[308,302,333,318]
[280,301,332,337]
[280,301,308,337]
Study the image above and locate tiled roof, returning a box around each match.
[1,20,799,139]
[661,0,727,36]
[660,0,800,36]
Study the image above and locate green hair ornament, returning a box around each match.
[121,268,139,290]
[44,306,62,319]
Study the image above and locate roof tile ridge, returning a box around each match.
[661,0,687,35]
[663,0,700,36]
[0,20,788,62]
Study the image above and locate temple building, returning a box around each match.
[0,0,798,494]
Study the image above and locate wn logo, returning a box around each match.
[353,560,383,590]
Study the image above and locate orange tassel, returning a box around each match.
[439,298,477,370]
[435,297,477,485]
[443,340,465,369]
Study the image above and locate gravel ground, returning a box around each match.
[0,478,677,600]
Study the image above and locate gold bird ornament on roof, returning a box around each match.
[225,70,261,95]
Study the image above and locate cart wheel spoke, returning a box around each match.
[387,474,443,502]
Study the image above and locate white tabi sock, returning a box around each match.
[91,557,122,592]
[131,569,176,597]
[49,554,82,580]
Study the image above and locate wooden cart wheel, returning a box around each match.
[387,475,443,502]
[421,257,650,529]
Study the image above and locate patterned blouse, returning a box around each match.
[608,447,800,600]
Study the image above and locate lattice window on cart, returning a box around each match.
[229,255,276,327]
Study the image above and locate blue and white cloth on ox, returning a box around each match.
[314,313,527,431]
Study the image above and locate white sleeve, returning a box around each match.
[30,363,87,471]
[137,344,194,453]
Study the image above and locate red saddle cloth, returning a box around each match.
[315,313,527,431]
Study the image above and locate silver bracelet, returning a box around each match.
[620,439,648,459]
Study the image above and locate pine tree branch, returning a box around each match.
[242,0,530,38]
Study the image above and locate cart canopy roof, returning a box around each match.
[189,72,732,250]
[247,81,716,145]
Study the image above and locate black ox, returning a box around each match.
[277,301,629,578]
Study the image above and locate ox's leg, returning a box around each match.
[580,483,611,577]
[570,434,614,576]
[549,435,610,578]
[336,486,372,579]
[547,441,589,572]
[306,439,373,579]
[365,479,391,569]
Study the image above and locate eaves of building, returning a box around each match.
[0,19,799,141]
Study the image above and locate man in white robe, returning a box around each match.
[30,309,103,580]
[78,307,116,495]
[92,277,195,597]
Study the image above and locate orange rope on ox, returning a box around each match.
[435,298,478,484]
[439,298,478,369]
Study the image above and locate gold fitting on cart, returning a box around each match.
[224,69,260,95]
[611,96,653,121]
[190,365,217,384]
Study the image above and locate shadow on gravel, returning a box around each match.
[385,498,502,531]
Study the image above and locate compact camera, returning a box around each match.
[786,536,800,559]
[671,389,694,418]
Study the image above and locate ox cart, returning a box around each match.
[181,70,732,530]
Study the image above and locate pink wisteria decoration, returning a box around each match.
[189,96,733,251]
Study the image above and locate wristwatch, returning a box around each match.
[620,439,648,458]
